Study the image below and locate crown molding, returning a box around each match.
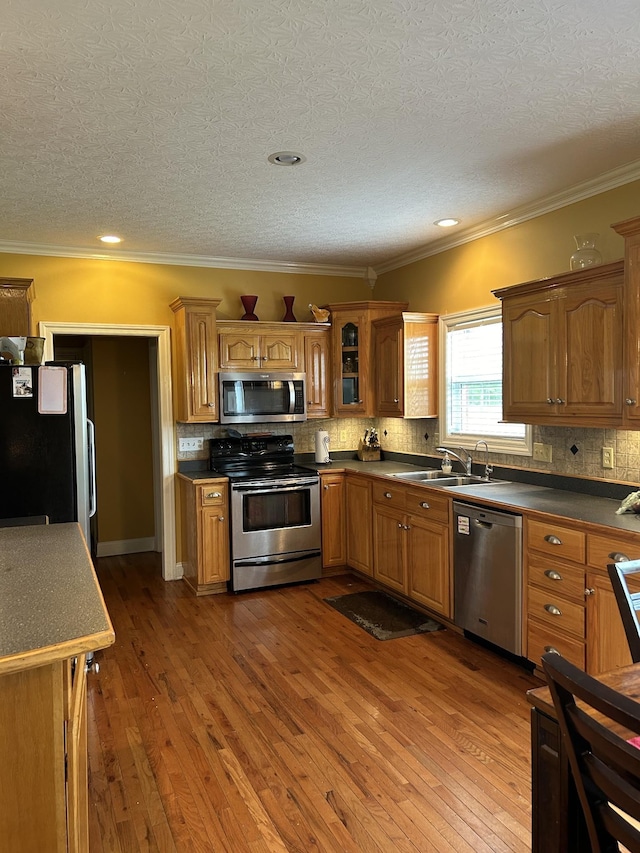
[375,159,640,275]
[0,240,366,278]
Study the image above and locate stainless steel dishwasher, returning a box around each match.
[453,501,523,656]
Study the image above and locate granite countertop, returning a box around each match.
[177,457,640,535]
[0,523,115,675]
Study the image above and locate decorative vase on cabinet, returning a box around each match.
[570,233,602,270]
[240,295,259,320]
[282,295,297,322]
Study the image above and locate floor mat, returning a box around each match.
[324,590,444,641]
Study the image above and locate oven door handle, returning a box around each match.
[233,480,318,493]
[235,551,321,568]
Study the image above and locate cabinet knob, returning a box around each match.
[544,569,563,581]
[544,603,562,616]
[609,552,630,563]
[404,524,411,530]
[419,501,430,509]
[208,402,215,407]
[547,398,555,405]
[584,587,595,597]
[394,398,399,403]
[384,492,392,499]
[219,516,225,522]
[308,400,313,405]
[544,534,562,545]
[398,522,403,528]
[206,492,222,499]
[262,357,269,362]
[555,398,565,405]
[626,398,637,406]
[323,484,329,490]
[543,645,560,655]
[252,356,260,361]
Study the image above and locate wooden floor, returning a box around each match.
[88,553,539,852]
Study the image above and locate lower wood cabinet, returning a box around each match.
[345,474,373,576]
[320,472,346,572]
[0,655,89,852]
[178,475,230,594]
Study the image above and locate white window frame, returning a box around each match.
[438,305,532,456]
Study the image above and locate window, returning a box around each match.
[439,306,532,455]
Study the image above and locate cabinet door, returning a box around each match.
[345,475,372,575]
[201,506,230,584]
[260,333,300,369]
[406,516,450,616]
[373,504,407,593]
[621,227,640,425]
[320,473,346,569]
[374,319,403,417]
[304,331,330,417]
[560,282,623,420]
[332,311,369,416]
[502,294,555,421]
[66,656,89,853]
[586,571,637,676]
[219,332,261,369]
[170,298,220,422]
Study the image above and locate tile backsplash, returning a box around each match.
[176,418,640,485]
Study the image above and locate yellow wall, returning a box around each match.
[374,179,640,312]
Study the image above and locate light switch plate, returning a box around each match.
[179,437,204,452]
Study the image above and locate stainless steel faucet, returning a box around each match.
[474,440,493,480]
[436,446,472,475]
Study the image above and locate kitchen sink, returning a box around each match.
[440,475,510,487]
[393,469,456,481]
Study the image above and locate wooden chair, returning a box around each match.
[608,559,640,664]
[542,651,640,853]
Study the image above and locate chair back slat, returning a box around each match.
[608,560,640,663]
[542,652,640,853]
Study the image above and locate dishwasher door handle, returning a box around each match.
[474,519,493,530]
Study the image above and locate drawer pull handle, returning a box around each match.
[585,587,595,597]
[609,552,630,563]
[544,604,562,616]
[544,569,563,581]
[419,501,430,509]
[206,492,222,499]
[384,492,392,499]
[543,645,560,655]
[544,534,562,545]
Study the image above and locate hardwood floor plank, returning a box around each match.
[88,556,539,851]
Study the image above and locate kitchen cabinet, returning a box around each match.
[178,475,230,594]
[612,214,640,426]
[304,327,331,418]
[345,473,373,575]
[373,312,438,418]
[218,321,300,370]
[320,471,346,572]
[495,261,624,426]
[372,481,451,614]
[170,296,221,423]
[327,301,408,417]
[0,278,33,338]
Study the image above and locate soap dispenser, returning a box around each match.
[441,453,452,474]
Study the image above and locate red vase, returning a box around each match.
[282,295,297,322]
[240,295,259,321]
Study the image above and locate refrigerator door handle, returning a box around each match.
[87,418,97,518]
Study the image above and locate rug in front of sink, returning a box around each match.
[324,590,443,640]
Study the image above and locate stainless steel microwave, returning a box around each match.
[218,371,307,424]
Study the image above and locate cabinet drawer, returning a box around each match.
[587,533,640,571]
[528,586,585,639]
[527,618,586,670]
[199,483,227,506]
[372,482,406,510]
[405,489,449,524]
[527,519,586,564]
[527,555,585,602]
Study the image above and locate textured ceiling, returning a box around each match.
[1,0,640,273]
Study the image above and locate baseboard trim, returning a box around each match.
[96,537,157,558]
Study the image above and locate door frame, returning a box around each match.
[39,321,178,580]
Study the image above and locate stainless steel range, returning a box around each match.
[210,435,321,592]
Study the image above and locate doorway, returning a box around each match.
[39,322,177,580]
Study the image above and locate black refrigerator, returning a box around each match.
[0,362,96,543]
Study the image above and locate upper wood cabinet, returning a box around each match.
[494,260,624,426]
[218,321,300,370]
[373,312,438,418]
[304,327,331,418]
[327,301,408,417]
[170,297,221,423]
[612,215,640,426]
[0,278,33,337]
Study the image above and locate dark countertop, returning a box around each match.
[177,457,640,535]
[0,523,115,675]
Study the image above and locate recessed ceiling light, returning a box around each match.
[434,218,460,228]
[99,234,122,244]
[268,151,306,166]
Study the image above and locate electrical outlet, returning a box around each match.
[179,437,204,452]
[533,442,552,463]
[602,446,615,469]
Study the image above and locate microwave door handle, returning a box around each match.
[288,380,295,413]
